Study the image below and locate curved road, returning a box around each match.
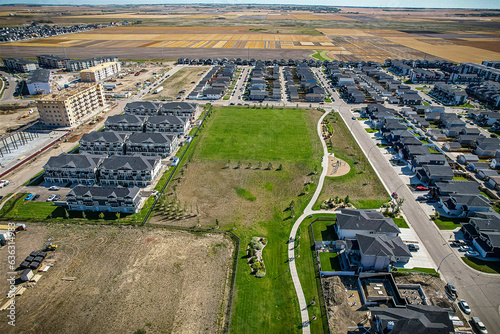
[288,108,332,333]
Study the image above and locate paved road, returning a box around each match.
[332,94,500,333]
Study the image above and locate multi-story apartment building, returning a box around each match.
[44,153,106,185]
[144,115,189,134]
[65,185,142,213]
[36,83,105,127]
[3,57,38,72]
[99,154,162,188]
[430,83,467,106]
[27,69,51,95]
[125,133,178,158]
[66,56,119,72]
[157,102,198,120]
[105,115,146,132]
[124,101,160,115]
[80,62,121,82]
[36,54,70,69]
[79,131,129,155]
[459,63,500,82]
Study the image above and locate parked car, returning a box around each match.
[407,244,420,251]
[32,194,40,201]
[415,186,429,191]
[459,245,472,252]
[445,283,458,298]
[471,316,488,334]
[49,186,60,191]
[46,194,56,202]
[459,299,471,314]
[24,194,34,201]
[466,250,479,257]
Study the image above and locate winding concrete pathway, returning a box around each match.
[288,108,332,332]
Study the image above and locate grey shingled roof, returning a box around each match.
[80,131,129,143]
[434,181,480,195]
[336,209,400,235]
[67,185,140,199]
[146,115,187,125]
[356,233,411,258]
[105,114,146,125]
[125,101,160,110]
[44,153,106,170]
[126,132,174,144]
[100,154,160,171]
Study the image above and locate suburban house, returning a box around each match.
[490,150,500,169]
[125,132,178,158]
[368,304,454,334]
[79,131,129,155]
[335,209,410,271]
[432,181,480,197]
[457,154,479,165]
[105,115,147,132]
[99,155,162,188]
[487,175,500,190]
[462,211,500,257]
[477,168,498,181]
[416,165,454,185]
[144,115,189,134]
[335,209,401,240]
[439,194,490,217]
[409,154,447,172]
[65,185,142,213]
[475,140,500,158]
[43,153,106,185]
[442,142,462,152]
[429,83,467,105]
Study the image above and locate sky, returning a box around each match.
[0,0,499,9]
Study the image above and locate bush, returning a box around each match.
[255,270,266,278]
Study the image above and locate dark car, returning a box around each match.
[407,244,420,251]
[445,283,458,298]
[32,194,40,201]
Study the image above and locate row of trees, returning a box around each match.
[226,160,283,171]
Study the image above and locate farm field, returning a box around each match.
[0,224,234,334]
[151,106,324,333]
[3,23,500,62]
[144,66,205,100]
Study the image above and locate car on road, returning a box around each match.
[46,194,56,202]
[459,245,472,252]
[466,250,479,257]
[471,316,488,334]
[445,283,458,298]
[24,194,34,201]
[32,194,40,201]
[415,186,429,191]
[458,299,471,314]
[392,192,398,199]
[352,116,356,120]
[49,186,60,191]
[54,195,60,201]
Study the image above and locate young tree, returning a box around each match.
[278,164,283,171]
[344,195,350,205]
[257,161,262,169]
[99,212,104,220]
[116,212,121,220]
[64,209,70,219]
[82,211,86,220]
[247,162,252,169]
[267,162,273,170]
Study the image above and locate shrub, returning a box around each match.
[255,270,266,278]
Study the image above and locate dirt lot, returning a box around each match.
[0,224,234,334]
[0,105,38,135]
[393,273,452,309]
[111,62,172,97]
[143,67,206,101]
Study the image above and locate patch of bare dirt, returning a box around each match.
[0,224,234,334]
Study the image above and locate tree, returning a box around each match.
[278,164,283,171]
[65,209,70,219]
[247,162,252,169]
[289,200,295,211]
[227,159,231,168]
[82,211,86,219]
[237,161,242,169]
[344,195,350,205]
[116,212,120,220]
[99,212,104,220]
[267,162,273,170]
[257,161,262,169]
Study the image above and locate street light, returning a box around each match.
[437,252,454,273]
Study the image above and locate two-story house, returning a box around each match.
[105,115,147,132]
[144,115,189,134]
[79,131,129,155]
[65,185,142,213]
[44,153,106,185]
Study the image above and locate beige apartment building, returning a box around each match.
[80,62,121,82]
[37,83,105,127]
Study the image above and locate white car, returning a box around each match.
[466,250,479,257]
[458,299,471,314]
[459,245,471,252]
[46,194,56,202]
[49,186,60,191]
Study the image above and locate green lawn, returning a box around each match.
[453,176,469,181]
[365,128,378,133]
[393,218,409,229]
[423,101,431,106]
[315,112,390,210]
[319,252,341,272]
[393,267,438,276]
[433,217,466,230]
[462,257,500,274]
[311,217,337,241]
[197,107,321,162]
[235,187,256,201]
[310,50,332,61]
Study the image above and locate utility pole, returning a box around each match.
[61,43,67,58]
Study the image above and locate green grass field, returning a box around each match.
[197,107,321,162]
[314,112,390,210]
[311,217,337,241]
[393,218,409,229]
[433,217,466,230]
